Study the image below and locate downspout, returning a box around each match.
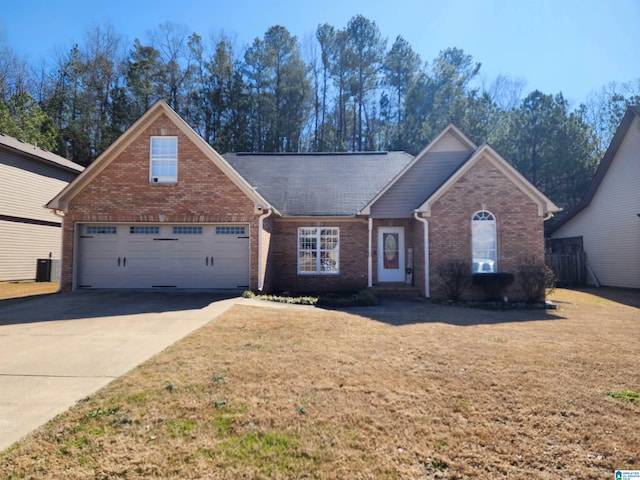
[257,207,272,292]
[51,208,65,293]
[367,217,373,288]
[414,211,430,298]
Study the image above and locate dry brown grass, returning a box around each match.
[1,288,638,479]
[0,281,59,301]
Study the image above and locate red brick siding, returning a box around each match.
[427,155,545,301]
[60,113,259,291]
[269,220,369,293]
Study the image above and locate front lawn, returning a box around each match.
[1,289,638,478]
[0,281,59,301]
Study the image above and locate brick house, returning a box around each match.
[47,101,559,300]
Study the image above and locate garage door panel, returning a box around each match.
[78,224,249,289]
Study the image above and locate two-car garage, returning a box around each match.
[76,224,250,289]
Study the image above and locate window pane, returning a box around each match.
[299,251,317,272]
[472,223,496,249]
[320,251,338,272]
[87,226,117,234]
[151,160,177,178]
[151,137,177,182]
[130,226,160,234]
[472,211,497,272]
[215,226,246,235]
[151,137,177,157]
[300,236,317,251]
[298,227,339,274]
[173,226,203,234]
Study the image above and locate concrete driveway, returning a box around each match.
[0,290,240,452]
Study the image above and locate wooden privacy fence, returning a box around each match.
[545,251,587,287]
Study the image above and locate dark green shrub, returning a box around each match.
[517,258,557,303]
[472,272,514,301]
[317,289,378,307]
[437,260,471,302]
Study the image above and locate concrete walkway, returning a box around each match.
[0,291,241,452]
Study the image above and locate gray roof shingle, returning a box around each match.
[0,133,84,173]
[224,152,413,216]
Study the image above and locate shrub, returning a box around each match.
[260,294,318,305]
[436,260,471,302]
[472,272,514,301]
[242,290,255,298]
[352,289,378,306]
[517,258,557,303]
[317,289,378,307]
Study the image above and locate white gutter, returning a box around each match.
[257,207,272,291]
[414,211,430,298]
[51,208,65,219]
[367,217,373,287]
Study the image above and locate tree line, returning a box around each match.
[0,15,638,215]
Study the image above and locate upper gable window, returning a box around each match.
[472,210,497,273]
[150,136,177,183]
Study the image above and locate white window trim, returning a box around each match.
[471,210,497,273]
[297,227,340,275]
[150,136,178,184]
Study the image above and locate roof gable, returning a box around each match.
[47,101,267,212]
[417,144,561,217]
[359,125,476,216]
[548,105,640,234]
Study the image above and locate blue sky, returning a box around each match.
[2,0,637,105]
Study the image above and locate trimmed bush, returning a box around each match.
[472,272,514,301]
[436,260,472,302]
[517,258,557,303]
[317,289,378,307]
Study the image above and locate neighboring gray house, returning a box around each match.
[549,105,640,289]
[0,134,83,281]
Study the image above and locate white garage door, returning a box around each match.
[77,224,250,289]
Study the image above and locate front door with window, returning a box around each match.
[377,226,405,282]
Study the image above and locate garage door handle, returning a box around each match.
[211,257,214,266]
[206,257,208,266]
[117,257,120,267]
[123,257,126,267]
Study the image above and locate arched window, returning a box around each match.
[472,210,497,273]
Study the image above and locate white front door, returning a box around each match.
[377,226,405,282]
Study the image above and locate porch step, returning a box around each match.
[370,284,422,298]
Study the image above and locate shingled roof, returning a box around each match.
[0,133,84,173]
[547,105,640,234]
[224,151,413,216]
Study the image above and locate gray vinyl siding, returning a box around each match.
[1,150,75,223]
[370,151,470,218]
[429,132,473,152]
[552,116,640,288]
[0,220,62,281]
